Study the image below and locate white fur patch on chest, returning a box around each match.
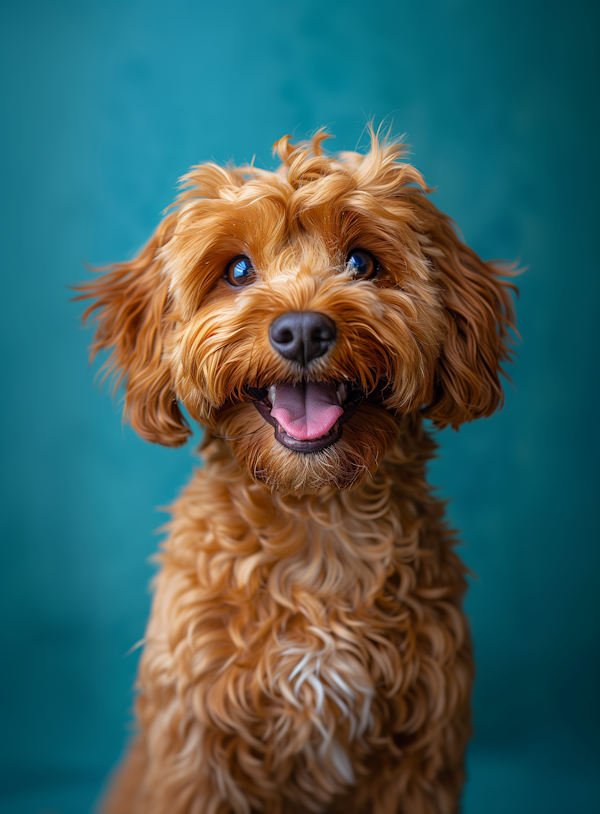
[274,632,375,785]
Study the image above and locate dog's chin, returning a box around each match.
[214,401,399,495]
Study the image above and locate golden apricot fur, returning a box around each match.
[78,129,515,814]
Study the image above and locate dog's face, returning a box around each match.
[79,132,514,494]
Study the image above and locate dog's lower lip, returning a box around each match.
[276,421,342,453]
[250,383,364,454]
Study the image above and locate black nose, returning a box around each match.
[269,311,337,366]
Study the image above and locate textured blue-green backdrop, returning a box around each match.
[1,1,599,812]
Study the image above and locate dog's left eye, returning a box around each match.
[226,255,256,287]
[346,249,379,280]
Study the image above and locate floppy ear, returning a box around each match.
[409,193,516,430]
[75,214,191,447]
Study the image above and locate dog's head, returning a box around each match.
[78,131,515,493]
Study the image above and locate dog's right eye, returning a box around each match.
[226,256,256,287]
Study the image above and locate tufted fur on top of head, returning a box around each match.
[75,129,516,457]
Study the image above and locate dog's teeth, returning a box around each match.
[337,383,348,405]
[268,385,277,405]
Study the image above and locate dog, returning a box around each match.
[78,129,515,814]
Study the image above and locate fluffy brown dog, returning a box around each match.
[78,130,515,814]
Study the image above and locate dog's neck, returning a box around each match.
[173,415,442,616]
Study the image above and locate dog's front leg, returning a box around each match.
[98,735,148,814]
[98,710,227,814]
[97,565,243,814]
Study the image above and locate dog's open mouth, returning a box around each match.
[247,381,365,453]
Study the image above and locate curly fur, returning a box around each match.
[77,129,515,814]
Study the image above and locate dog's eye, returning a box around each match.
[346,249,379,280]
[226,255,256,287]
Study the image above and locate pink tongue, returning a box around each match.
[270,382,343,441]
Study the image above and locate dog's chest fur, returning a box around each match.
[137,434,468,807]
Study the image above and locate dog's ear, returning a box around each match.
[75,214,191,447]
[409,193,516,430]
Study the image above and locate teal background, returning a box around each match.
[1,1,599,812]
